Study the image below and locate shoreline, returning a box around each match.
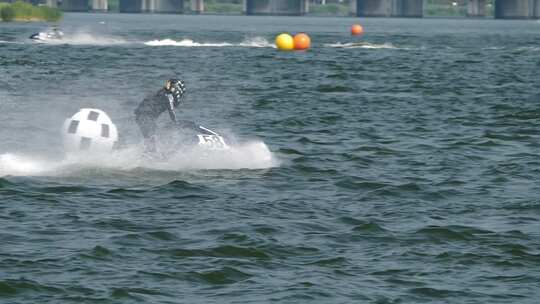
[0,2,62,23]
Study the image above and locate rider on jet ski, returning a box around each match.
[135,78,186,154]
[30,26,64,41]
[49,27,64,39]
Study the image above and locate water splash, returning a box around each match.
[0,153,58,176]
[0,40,20,44]
[0,141,277,177]
[154,141,278,170]
[33,32,129,46]
[145,39,233,47]
[239,37,275,48]
[145,37,274,48]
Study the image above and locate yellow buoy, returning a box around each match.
[275,33,294,51]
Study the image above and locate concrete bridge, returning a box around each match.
[244,0,309,15]
[353,0,539,18]
[44,0,187,13]
[352,0,423,17]
[39,0,308,14]
[35,0,540,18]
[494,0,540,19]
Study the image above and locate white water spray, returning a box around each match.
[0,140,277,177]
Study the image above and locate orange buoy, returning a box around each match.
[293,33,311,51]
[351,24,364,36]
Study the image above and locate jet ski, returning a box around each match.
[161,120,230,151]
[114,120,230,160]
[30,28,64,42]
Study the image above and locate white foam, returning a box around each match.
[516,46,540,52]
[0,141,277,177]
[483,46,505,50]
[145,39,233,47]
[239,37,275,48]
[0,151,134,177]
[0,153,58,176]
[325,42,398,49]
[156,141,278,170]
[35,32,129,46]
[144,37,274,48]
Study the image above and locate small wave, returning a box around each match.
[414,225,493,242]
[307,257,348,267]
[0,177,14,188]
[482,46,505,51]
[316,84,353,93]
[153,245,270,259]
[0,279,62,296]
[111,287,168,298]
[352,222,388,233]
[0,40,23,45]
[145,37,274,48]
[410,287,470,298]
[325,42,398,49]
[516,46,540,52]
[191,267,252,285]
[79,245,113,260]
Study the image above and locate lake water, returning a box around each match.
[0,13,539,303]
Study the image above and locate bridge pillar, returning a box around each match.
[467,0,486,17]
[349,0,357,16]
[59,0,89,11]
[91,0,108,12]
[45,0,58,7]
[142,0,156,12]
[153,0,183,13]
[391,0,423,17]
[191,0,204,13]
[357,0,422,17]
[534,0,540,18]
[245,0,308,16]
[119,0,183,13]
[119,0,141,13]
[303,0,309,14]
[356,0,390,17]
[495,0,535,19]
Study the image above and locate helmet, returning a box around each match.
[165,79,186,105]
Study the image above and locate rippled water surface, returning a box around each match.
[1,14,540,303]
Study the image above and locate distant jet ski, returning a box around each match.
[30,28,64,42]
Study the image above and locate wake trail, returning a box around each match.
[144,37,274,48]
[325,42,401,49]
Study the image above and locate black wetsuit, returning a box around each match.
[134,88,177,140]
